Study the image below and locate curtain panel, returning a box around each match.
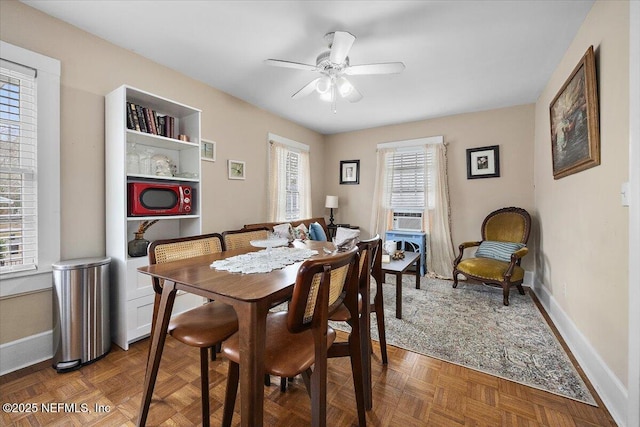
[370,141,455,278]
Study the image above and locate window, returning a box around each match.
[385,148,432,210]
[0,41,60,297]
[268,133,311,222]
[285,150,300,220]
[0,61,37,273]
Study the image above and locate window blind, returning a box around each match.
[0,61,38,273]
[385,149,433,210]
[285,150,300,220]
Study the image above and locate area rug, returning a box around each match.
[332,276,597,406]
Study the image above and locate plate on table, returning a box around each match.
[250,238,289,248]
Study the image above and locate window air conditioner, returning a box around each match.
[392,211,423,231]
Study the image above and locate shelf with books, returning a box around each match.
[106,84,203,350]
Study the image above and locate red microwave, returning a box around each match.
[128,182,193,216]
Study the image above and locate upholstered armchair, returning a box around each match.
[452,207,531,305]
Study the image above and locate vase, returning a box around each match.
[128,232,150,257]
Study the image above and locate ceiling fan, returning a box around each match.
[265,31,405,112]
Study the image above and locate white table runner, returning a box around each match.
[211,247,318,274]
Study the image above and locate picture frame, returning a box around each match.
[340,160,360,185]
[466,145,500,179]
[228,160,245,180]
[549,45,600,180]
[201,139,216,162]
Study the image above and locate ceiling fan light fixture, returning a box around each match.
[319,86,334,102]
[316,76,331,94]
[337,77,354,97]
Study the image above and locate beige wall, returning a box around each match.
[533,0,629,385]
[324,104,536,271]
[0,0,324,344]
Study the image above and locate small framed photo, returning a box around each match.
[201,139,216,162]
[340,160,360,185]
[228,160,245,180]
[466,145,500,179]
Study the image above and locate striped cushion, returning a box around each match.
[475,241,525,262]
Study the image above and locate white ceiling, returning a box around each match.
[22,0,594,135]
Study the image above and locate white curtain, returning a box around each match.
[370,142,455,278]
[268,141,311,222]
[425,143,456,278]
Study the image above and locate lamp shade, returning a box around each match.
[325,195,339,209]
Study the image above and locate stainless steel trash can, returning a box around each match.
[52,257,111,372]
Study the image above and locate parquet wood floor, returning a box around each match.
[1,327,616,427]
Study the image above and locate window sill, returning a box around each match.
[0,268,53,299]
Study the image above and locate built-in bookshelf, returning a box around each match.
[105,85,204,350]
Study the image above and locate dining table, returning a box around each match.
[135,240,372,427]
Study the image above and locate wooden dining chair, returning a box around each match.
[220,248,366,427]
[221,227,269,251]
[148,233,239,427]
[325,235,384,415]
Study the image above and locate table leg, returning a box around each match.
[415,256,421,289]
[395,273,402,319]
[235,301,269,427]
[137,282,177,427]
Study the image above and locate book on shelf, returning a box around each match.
[134,104,148,133]
[143,107,157,135]
[128,102,141,132]
[157,115,166,137]
[125,101,179,139]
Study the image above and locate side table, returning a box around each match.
[384,230,427,276]
[381,251,421,319]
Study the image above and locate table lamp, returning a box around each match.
[325,195,338,226]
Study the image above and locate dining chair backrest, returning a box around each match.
[286,247,359,334]
[222,227,269,251]
[357,235,381,287]
[148,233,225,292]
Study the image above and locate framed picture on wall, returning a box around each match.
[228,160,245,180]
[549,45,600,180]
[340,160,360,184]
[201,139,216,162]
[466,145,500,179]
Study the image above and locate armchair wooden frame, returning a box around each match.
[452,207,532,305]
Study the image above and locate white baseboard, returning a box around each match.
[0,330,53,376]
[532,280,627,427]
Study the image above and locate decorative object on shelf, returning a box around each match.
[466,145,500,179]
[391,250,405,261]
[178,134,190,142]
[201,139,216,162]
[325,195,338,226]
[128,220,158,257]
[228,159,246,180]
[340,159,360,184]
[151,154,173,177]
[126,142,140,174]
[550,45,600,180]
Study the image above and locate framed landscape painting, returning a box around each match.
[549,45,600,180]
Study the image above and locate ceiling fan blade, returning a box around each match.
[345,62,406,75]
[264,59,317,72]
[336,76,363,103]
[292,78,321,99]
[329,31,356,65]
